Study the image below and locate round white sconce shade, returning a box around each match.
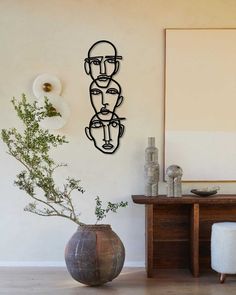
[37,94,70,130]
[33,73,62,98]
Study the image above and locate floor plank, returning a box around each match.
[0,267,236,295]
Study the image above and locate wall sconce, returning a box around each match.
[33,73,62,98]
[33,73,70,130]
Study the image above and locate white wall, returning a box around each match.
[0,0,236,266]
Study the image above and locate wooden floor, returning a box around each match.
[0,267,236,295]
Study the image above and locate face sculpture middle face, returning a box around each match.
[85,112,125,154]
[89,79,123,121]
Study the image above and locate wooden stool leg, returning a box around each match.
[220,273,226,283]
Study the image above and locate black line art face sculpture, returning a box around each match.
[84,40,125,154]
[85,112,125,154]
[89,78,123,120]
[84,40,122,88]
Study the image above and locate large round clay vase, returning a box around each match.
[65,224,125,286]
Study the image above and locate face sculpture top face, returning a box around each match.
[84,40,122,88]
[85,112,125,154]
[89,79,123,120]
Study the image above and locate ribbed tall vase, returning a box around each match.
[144,137,159,196]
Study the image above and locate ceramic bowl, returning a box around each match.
[190,189,218,197]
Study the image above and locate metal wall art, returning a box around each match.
[84,40,126,154]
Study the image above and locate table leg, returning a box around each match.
[190,203,199,277]
[145,204,154,277]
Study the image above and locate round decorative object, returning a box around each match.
[166,165,183,178]
[33,73,62,98]
[37,94,70,130]
[191,189,218,197]
[65,224,125,286]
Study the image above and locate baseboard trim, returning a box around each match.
[125,261,145,267]
[0,261,66,267]
[0,261,145,267]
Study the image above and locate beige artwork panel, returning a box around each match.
[165,29,236,181]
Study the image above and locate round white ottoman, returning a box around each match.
[211,222,236,283]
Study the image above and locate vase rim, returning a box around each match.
[77,224,111,231]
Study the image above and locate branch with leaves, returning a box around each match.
[95,196,128,223]
[1,95,127,225]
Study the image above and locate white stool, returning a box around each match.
[211,222,236,283]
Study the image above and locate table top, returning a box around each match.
[132,195,236,205]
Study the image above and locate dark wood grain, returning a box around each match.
[153,205,190,240]
[153,205,190,270]
[153,241,189,269]
[199,204,236,239]
[199,240,211,269]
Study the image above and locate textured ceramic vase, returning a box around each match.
[144,137,159,196]
[65,224,125,286]
[166,165,183,197]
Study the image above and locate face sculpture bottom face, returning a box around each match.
[85,112,125,154]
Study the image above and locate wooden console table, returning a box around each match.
[132,195,236,278]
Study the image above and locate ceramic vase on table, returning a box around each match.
[144,137,159,197]
[166,165,183,197]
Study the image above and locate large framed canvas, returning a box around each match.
[164,28,236,181]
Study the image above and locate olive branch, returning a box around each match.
[1,95,127,225]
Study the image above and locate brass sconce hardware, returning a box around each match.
[42,82,53,92]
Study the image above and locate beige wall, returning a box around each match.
[0,0,236,266]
